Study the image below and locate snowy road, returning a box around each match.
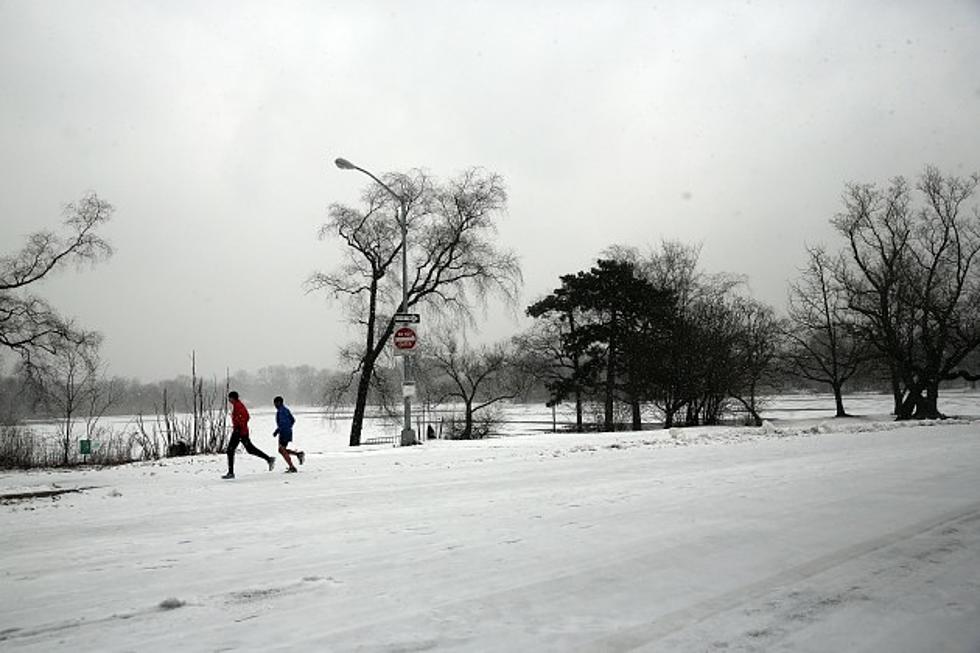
[2,420,980,651]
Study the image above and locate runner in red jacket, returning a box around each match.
[222,391,275,479]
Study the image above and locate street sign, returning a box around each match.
[393,326,418,352]
[394,313,420,324]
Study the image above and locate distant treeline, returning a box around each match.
[0,364,349,422]
[3,356,962,426]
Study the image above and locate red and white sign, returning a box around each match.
[393,326,417,352]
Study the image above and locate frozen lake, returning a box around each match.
[26,389,978,457]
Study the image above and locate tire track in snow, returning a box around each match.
[579,499,980,652]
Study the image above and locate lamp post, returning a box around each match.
[334,157,416,446]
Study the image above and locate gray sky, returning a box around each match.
[1,0,978,381]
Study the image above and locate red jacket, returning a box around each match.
[230,399,250,436]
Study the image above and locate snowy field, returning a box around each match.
[2,395,980,651]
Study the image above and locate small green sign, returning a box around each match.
[79,439,92,455]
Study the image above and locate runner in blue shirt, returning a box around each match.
[272,396,305,473]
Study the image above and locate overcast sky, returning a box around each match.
[1,0,978,381]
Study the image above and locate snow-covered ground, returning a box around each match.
[2,402,980,651]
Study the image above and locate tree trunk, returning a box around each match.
[569,312,584,433]
[349,281,381,447]
[913,381,941,419]
[349,359,375,446]
[896,385,919,420]
[463,401,474,439]
[630,400,642,431]
[604,366,614,432]
[604,313,617,432]
[890,366,903,416]
[686,402,698,426]
[832,383,848,417]
[62,419,71,466]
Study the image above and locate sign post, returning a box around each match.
[392,312,421,446]
[392,313,420,356]
[393,326,418,354]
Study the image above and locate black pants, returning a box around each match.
[227,430,270,473]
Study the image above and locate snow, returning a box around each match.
[2,406,980,651]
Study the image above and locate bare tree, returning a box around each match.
[834,177,914,414]
[610,242,746,428]
[309,168,521,445]
[428,335,528,439]
[83,374,120,442]
[0,193,113,369]
[835,167,980,419]
[785,245,871,416]
[22,332,103,464]
[727,297,783,426]
[629,242,710,427]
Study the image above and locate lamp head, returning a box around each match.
[334,157,356,170]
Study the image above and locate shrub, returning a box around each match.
[0,424,39,469]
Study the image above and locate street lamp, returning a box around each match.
[334,157,416,446]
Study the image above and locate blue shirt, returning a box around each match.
[275,404,296,436]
